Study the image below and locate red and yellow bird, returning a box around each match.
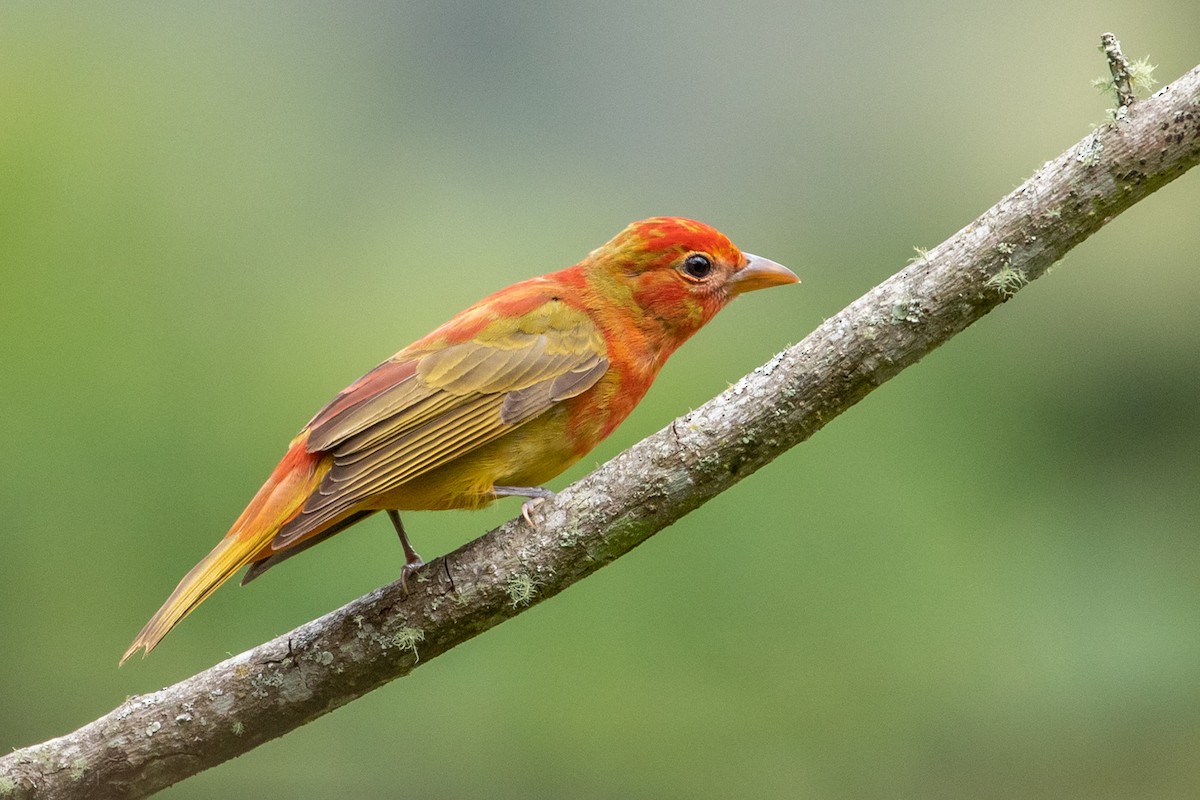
[122,217,798,663]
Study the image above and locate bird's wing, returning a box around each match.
[274,300,608,547]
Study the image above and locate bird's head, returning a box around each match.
[583,217,799,340]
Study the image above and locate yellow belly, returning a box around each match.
[367,404,584,512]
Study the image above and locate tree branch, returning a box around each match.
[4,56,1199,800]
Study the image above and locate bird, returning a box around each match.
[121,216,798,664]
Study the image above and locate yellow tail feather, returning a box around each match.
[121,438,327,664]
[120,534,261,664]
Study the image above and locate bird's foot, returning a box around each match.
[520,497,545,526]
[493,485,556,527]
[399,552,426,595]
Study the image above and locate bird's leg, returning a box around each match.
[386,510,425,594]
[493,485,556,526]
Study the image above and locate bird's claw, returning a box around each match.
[521,497,547,527]
[399,554,425,595]
[493,485,556,527]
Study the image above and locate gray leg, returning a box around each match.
[387,510,425,593]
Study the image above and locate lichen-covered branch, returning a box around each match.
[3,57,1198,800]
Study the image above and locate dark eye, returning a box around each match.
[682,253,713,280]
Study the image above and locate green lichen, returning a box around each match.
[1095,57,1158,98]
[69,757,88,781]
[1127,57,1158,93]
[0,774,16,794]
[32,750,53,771]
[387,625,425,656]
[907,246,930,264]
[986,265,1029,297]
[232,720,245,736]
[255,671,285,688]
[890,298,923,324]
[506,573,538,607]
[1094,56,1158,120]
[1077,135,1104,166]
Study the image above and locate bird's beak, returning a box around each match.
[729,253,800,295]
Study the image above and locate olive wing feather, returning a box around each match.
[274,302,608,548]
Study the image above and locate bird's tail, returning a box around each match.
[120,437,327,665]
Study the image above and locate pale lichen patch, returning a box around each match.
[380,625,425,661]
[506,573,538,607]
[986,265,1030,297]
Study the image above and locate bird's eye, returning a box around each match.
[682,253,714,280]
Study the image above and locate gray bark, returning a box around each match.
[3,57,1198,800]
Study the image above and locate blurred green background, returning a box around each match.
[3,2,1199,798]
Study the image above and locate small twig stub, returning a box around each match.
[1101,32,1137,108]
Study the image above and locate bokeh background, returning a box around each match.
[3,2,1199,798]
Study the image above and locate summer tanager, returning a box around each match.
[122,217,798,663]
